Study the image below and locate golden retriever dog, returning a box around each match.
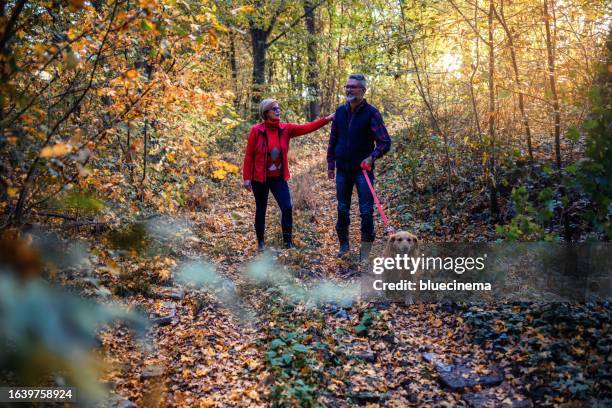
[384,231,420,255]
[382,231,420,304]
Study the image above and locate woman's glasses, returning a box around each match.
[344,85,364,90]
[270,107,282,113]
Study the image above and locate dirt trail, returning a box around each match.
[103,139,501,407]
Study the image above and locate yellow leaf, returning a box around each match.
[138,0,157,8]
[232,5,255,14]
[125,69,139,80]
[158,268,172,281]
[247,389,259,401]
[33,44,47,56]
[207,29,218,47]
[212,21,229,33]
[67,28,78,41]
[40,143,71,158]
[183,138,194,152]
[7,187,19,198]
[247,360,261,370]
[221,117,238,130]
[211,169,226,180]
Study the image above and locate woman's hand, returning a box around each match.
[243,180,252,191]
[325,112,335,122]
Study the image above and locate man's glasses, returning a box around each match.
[344,85,364,90]
[270,107,282,113]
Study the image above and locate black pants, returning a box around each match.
[252,177,293,242]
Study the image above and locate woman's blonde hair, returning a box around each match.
[259,98,278,120]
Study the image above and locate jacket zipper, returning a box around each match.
[262,130,268,181]
[347,106,355,151]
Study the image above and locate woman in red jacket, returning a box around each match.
[243,98,334,251]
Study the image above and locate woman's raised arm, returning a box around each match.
[286,114,334,138]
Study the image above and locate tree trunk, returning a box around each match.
[543,0,562,168]
[468,1,484,172]
[488,0,499,217]
[141,113,148,186]
[228,32,239,109]
[495,0,534,164]
[250,27,269,119]
[304,0,320,121]
[127,122,134,182]
[229,32,238,82]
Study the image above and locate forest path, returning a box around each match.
[102,138,507,407]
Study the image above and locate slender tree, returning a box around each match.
[304,0,320,120]
[543,0,562,168]
[248,0,283,116]
[494,0,534,164]
[487,0,500,216]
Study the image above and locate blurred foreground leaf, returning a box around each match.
[0,273,146,403]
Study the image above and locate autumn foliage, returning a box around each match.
[0,0,610,406]
[1,0,242,225]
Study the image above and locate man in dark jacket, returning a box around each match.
[327,74,391,259]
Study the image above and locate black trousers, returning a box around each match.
[252,177,293,242]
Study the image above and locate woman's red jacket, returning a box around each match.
[242,118,329,183]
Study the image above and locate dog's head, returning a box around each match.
[387,231,419,253]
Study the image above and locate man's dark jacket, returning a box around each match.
[327,99,391,172]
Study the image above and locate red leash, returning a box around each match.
[361,167,395,234]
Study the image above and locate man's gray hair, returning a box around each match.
[348,74,367,88]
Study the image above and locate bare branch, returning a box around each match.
[448,0,491,47]
[0,0,28,55]
[267,0,327,47]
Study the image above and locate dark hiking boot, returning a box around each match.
[337,229,350,257]
[283,233,295,249]
[359,241,373,262]
[257,240,265,252]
